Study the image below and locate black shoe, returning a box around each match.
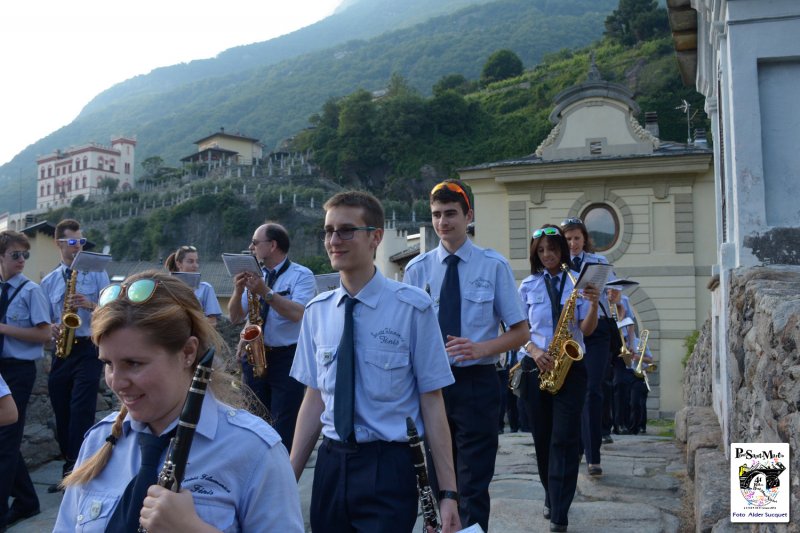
[550,523,568,532]
[612,427,620,435]
[618,428,631,435]
[543,506,551,519]
[588,464,603,476]
[602,435,614,444]
[6,506,41,527]
[47,483,64,493]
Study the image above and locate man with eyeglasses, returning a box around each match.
[403,179,528,531]
[228,222,316,453]
[0,231,51,529]
[40,218,110,492]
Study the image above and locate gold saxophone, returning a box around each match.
[55,269,82,359]
[633,329,653,391]
[610,301,633,367]
[240,288,267,378]
[538,264,584,394]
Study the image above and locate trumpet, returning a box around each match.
[240,287,267,378]
[633,329,652,391]
[610,301,633,367]
[55,269,81,359]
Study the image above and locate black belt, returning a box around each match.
[322,436,407,453]
[264,343,297,352]
[75,336,92,342]
[450,364,496,376]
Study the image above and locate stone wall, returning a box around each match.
[684,315,712,408]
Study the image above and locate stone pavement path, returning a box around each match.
[9,430,688,532]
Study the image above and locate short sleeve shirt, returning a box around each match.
[0,274,50,361]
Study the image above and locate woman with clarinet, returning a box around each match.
[53,271,302,532]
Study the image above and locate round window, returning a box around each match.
[582,204,619,252]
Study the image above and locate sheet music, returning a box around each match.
[221,253,262,277]
[171,271,201,289]
[70,251,112,272]
[616,316,635,329]
[574,262,614,291]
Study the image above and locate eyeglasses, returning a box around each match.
[8,250,30,261]
[179,245,197,252]
[251,239,271,247]
[431,182,471,211]
[58,238,87,246]
[321,227,376,241]
[98,279,158,308]
[532,227,560,239]
[560,217,583,227]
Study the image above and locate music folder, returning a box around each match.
[70,251,112,272]
[171,271,201,289]
[221,253,262,277]
[574,261,614,291]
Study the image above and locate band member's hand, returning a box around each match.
[70,293,93,310]
[446,335,482,361]
[50,323,62,340]
[581,285,600,305]
[244,273,268,298]
[531,346,553,372]
[437,498,461,533]
[232,272,249,292]
[140,486,210,533]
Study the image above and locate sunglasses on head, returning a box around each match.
[532,227,560,239]
[431,182,471,211]
[58,238,87,246]
[98,279,158,308]
[179,245,197,252]
[560,217,583,227]
[8,250,30,261]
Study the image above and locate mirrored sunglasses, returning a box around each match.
[560,217,583,227]
[98,279,158,308]
[58,238,87,246]
[532,227,560,239]
[8,250,30,261]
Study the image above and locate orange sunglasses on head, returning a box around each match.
[431,182,471,210]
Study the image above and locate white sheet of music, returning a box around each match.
[574,262,614,291]
[70,251,112,272]
[221,253,262,277]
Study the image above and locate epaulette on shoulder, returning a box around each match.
[225,408,281,448]
[306,290,336,308]
[482,248,509,263]
[404,253,427,270]
[395,285,432,311]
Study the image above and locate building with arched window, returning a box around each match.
[36,136,136,209]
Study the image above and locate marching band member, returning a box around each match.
[164,245,222,326]
[54,271,303,532]
[518,224,599,532]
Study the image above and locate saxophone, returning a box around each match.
[55,269,82,359]
[538,264,584,395]
[240,288,267,378]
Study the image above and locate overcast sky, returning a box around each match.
[0,0,341,166]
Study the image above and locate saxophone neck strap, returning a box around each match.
[0,280,29,321]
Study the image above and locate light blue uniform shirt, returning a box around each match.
[238,259,316,347]
[571,251,614,318]
[0,374,10,397]
[53,392,303,532]
[41,264,109,338]
[195,281,222,318]
[0,273,50,361]
[290,269,454,443]
[518,271,591,354]
[403,239,526,367]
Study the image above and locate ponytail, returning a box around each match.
[62,406,127,487]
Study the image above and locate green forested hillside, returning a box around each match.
[0,0,618,213]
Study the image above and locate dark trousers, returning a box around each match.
[48,338,102,475]
[601,361,614,436]
[0,359,39,522]
[630,379,649,433]
[497,367,521,431]
[310,438,417,533]
[241,345,304,453]
[613,366,635,432]
[524,361,587,527]
[581,320,611,465]
[434,365,499,531]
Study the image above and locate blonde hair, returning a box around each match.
[63,270,251,487]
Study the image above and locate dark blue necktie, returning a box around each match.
[105,430,173,533]
[546,274,563,330]
[572,255,582,273]
[0,282,9,356]
[438,255,461,342]
[259,269,278,323]
[334,296,357,443]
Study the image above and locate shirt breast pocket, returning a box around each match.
[6,301,31,325]
[362,349,410,402]
[195,500,238,533]
[315,346,337,394]
[75,491,119,532]
[463,290,494,327]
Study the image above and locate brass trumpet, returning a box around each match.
[55,269,82,359]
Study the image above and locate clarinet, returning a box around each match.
[138,347,215,533]
[406,417,442,533]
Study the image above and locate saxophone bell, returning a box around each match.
[240,324,267,378]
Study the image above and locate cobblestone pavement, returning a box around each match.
[9,428,687,532]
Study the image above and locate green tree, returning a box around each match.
[433,74,473,96]
[604,0,669,46]
[98,177,119,194]
[480,49,524,86]
[141,156,164,177]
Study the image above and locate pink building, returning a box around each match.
[36,136,136,209]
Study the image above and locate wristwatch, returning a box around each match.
[264,288,275,302]
[438,490,459,503]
